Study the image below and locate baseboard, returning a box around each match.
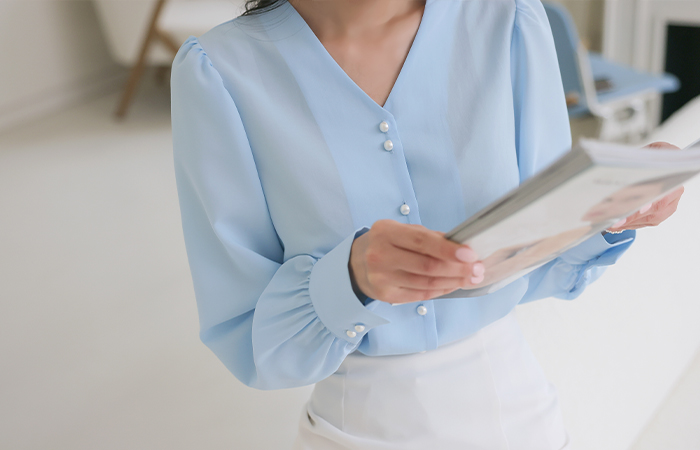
[0,66,129,135]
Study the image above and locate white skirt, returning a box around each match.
[293,310,572,450]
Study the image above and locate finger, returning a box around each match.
[641,189,683,218]
[622,186,685,224]
[384,248,476,278]
[392,270,472,290]
[617,206,651,227]
[384,286,458,304]
[387,223,479,263]
[663,186,685,203]
[643,141,681,150]
[645,196,682,226]
[639,203,653,215]
[622,195,682,229]
[653,187,684,209]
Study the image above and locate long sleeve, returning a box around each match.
[171,37,389,390]
[509,0,636,304]
[519,230,635,303]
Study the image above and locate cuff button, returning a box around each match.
[346,330,357,338]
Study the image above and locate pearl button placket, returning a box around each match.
[379,121,390,133]
[383,140,394,151]
[417,305,428,316]
[399,203,410,216]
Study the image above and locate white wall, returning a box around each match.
[602,0,637,65]
[546,0,604,52]
[0,0,125,133]
[517,109,700,450]
[554,0,605,51]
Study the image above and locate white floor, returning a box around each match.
[630,347,700,450]
[0,79,312,450]
[0,79,698,450]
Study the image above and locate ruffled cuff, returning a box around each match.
[559,229,636,265]
[562,229,636,298]
[309,227,390,344]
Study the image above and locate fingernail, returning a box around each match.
[612,218,627,228]
[471,262,485,277]
[470,273,484,285]
[639,203,652,214]
[456,247,478,263]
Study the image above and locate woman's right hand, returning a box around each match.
[349,219,485,304]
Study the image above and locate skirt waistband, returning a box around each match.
[340,309,524,379]
[295,310,571,450]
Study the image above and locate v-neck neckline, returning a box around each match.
[286,0,432,111]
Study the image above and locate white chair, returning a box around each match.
[543,1,679,143]
[92,0,245,118]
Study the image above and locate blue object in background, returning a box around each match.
[543,1,679,139]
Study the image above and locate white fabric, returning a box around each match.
[293,311,572,450]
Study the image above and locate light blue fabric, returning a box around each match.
[171,0,636,390]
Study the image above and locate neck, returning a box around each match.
[289,0,425,39]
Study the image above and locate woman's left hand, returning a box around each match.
[606,141,685,233]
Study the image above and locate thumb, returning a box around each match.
[644,141,680,150]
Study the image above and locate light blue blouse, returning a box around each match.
[171,0,636,390]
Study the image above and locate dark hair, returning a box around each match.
[241,0,288,16]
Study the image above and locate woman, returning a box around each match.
[170,0,684,448]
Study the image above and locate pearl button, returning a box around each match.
[354,324,366,333]
[383,140,394,151]
[417,305,427,316]
[400,203,410,215]
[379,121,389,133]
[346,330,357,338]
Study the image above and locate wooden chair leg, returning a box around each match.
[154,66,170,86]
[114,0,169,119]
[154,28,180,56]
[152,28,179,85]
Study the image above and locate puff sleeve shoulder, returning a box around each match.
[171,37,389,390]
[509,0,636,303]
